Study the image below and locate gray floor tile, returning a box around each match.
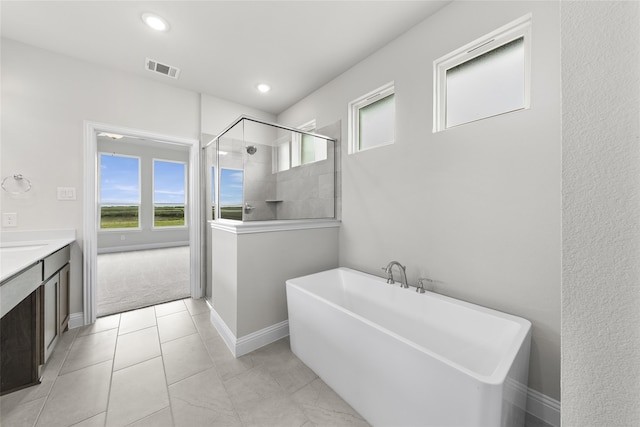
[127,407,173,427]
[191,312,221,341]
[60,328,117,375]
[253,337,317,393]
[106,357,169,427]
[204,335,255,381]
[235,394,309,427]
[118,307,156,335]
[156,311,197,343]
[154,299,186,318]
[78,314,120,337]
[266,353,318,394]
[292,378,369,426]
[36,360,112,427]
[223,364,286,408]
[161,333,214,385]
[71,412,106,427]
[113,326,161,371]
[183,298,210,316]
[0,396,46,427]
[169,367,240,426]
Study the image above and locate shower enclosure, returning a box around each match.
[202,116,340,310]
[203,116,336,223]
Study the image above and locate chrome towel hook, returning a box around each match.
[1,174,32,194]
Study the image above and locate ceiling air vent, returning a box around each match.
[145,57,180,79]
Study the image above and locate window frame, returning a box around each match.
[293,119,327,167]
[274,119,327,172]
[98,152,142,231]
[433,13,532,132]
[348,81,395,154]
[152,158,187,229]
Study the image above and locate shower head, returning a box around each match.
[246,145,257,155]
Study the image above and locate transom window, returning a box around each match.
[433,14,531,132]
[275,119,327,172]
[348,82,395,154]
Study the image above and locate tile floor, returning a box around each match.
[0,298,369,427]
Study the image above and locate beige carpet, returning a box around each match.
[97,246,190,316]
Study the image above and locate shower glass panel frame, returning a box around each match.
[204,116,336,222]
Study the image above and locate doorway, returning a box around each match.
[83,122,201,324]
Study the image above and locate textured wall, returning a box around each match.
[561,1,640,425]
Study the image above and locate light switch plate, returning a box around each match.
[57,187,77,200]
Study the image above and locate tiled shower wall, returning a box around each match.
[243,120,341,221]
[243,141,278,221]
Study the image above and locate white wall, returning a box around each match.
[561,2,640,425]
[201,93,275,137]
[236,227,339,337]
[278,1,561,401]
[1,39,201,314]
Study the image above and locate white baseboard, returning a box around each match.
[209,308,289,358]
[236,320,289,357]
[527,386,560,427]
[209,308,238,356]
[68,312,85,329]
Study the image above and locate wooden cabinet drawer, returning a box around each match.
[43,246,70,281]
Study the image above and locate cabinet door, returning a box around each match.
[43,274,59,363]
[59,264,70,333]
[0,289,40,394]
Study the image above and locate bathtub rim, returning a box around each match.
[286,266,532,386]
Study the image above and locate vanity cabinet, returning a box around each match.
[0,244,71,394]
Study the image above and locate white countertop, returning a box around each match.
[0,229,76,282]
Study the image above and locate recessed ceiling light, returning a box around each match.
[257,84,271,93]
[142,13,169,32]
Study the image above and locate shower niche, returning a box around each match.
[205,116,337,222]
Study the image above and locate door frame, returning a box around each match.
[83,121,201,325]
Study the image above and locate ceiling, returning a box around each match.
[0,1,450,114]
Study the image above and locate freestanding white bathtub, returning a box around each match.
[286,267,531,427]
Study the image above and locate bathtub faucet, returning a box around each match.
[383,261,409,288]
